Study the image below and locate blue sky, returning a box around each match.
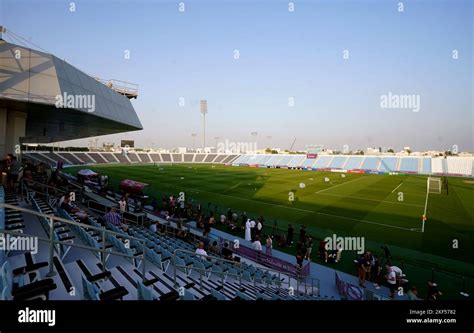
[2,0,473,151]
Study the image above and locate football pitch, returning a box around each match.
[66,163,474,298]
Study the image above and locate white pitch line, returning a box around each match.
[316,192,424,208]
[391,182,403,193]
[315,176,368,194]
[154,178,418,232]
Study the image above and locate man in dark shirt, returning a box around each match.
[286,224,294,246]
[221,242,234,261]
[299,225,306,243]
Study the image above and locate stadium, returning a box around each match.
[0,0,473,328]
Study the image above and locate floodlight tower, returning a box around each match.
[200,100,208,151]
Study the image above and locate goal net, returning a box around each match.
[427,177,441,194]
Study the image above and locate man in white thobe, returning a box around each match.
[245,219,252,241]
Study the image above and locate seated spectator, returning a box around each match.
[61,194,89,223]
[208,241,220,255]
[103,207,128,231]
[221,242,234,261]
[220,214,226,224]
[195,242,208,257]
[60,194,80,214]
[149,221,158,233]
[407,287,421,300]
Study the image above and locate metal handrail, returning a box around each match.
[0,202,147,280]
[172,248,320,298]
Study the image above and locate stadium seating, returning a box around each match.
[328,156,348,169]
[276,155,293,167]
[21,151,474,177]
[114,153,129,163]
[127,153,140,163]
[343,156,364,170]
[288,155,306,168]
[421,158,432,175]
[398,157,419,173]
[313,155,333,169]
[378,157,398,172]
[172,154,183,162]
[431,158,445,174]
[138,154,151,163]
[300,158,316,168]
[446,157,473,176]
[360,157,378,170]
[74,153,95,164]
[88,153,107,164]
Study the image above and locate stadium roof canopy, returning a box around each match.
[0,37,143,151]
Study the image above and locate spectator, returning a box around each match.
[149,221,158,233]
[305,236,313,261]
[103,207,127,231]
[227,208,233,223]
[208,213,215,225]
[265,236,273,256]
[365,251,374,281]
[372,255,383,289]
[221,242,234,261]
[119,195,128,213]
[385,265,398,299]
[319,239,328,262]
[249,219,256,240]
[357,253,371,288]
[202,232,211,249]
[296,248,304,269]
[286,224,294,246]
[60,194,80,214]
[253,236,262,251]
[256,219,263,237]
[244,219,252,241]
[220,213,226,224]
[60,195,89,223]
[299,225,306,243]
[209,241,220,255]
[407,287,421,300]
[241,212,247,230]
[195,242,208,257]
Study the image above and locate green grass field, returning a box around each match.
[66,163,474,299]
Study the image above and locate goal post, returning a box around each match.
[422,177,443,233]
[427,177,441,194]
